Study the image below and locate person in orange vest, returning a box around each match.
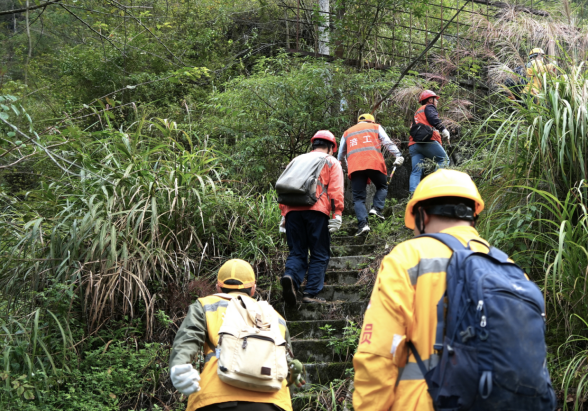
[338,114,404,236]
[409,90,450,193]
[169,259,304,411]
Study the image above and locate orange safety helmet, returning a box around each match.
[419,90,440,104]
[311,130,337,152]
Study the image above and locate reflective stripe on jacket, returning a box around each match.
[410,105,442,147]
[340,122,387,176]
[352,226,495,411]
[170,293,292,411]
[279,151,344,218]
[338,123,401,170]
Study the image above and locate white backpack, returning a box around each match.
[216,294,288,392]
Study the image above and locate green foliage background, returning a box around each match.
[1,0,588,409]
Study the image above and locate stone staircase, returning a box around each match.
[274,233,378,410]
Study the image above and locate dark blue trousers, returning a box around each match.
[284,210,330,296]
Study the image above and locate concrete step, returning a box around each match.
[324,270,359,285]
[331,244,378,257]
[331,235,372,245]
[288,319,347,340]
[291,339,345,363]
[277,300,367,321]
[313,284,366,302]
[302,361,351,385]
[327,255,370,271]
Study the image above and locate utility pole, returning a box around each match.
[318,0,330,55]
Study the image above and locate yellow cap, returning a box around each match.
[217,259,256,289]
[358,113,375,123]
[529,48,545,57]
[405,169,484,229]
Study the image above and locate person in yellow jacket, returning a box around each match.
[522,47,556,97]
[169,259,303,411]
[352,170,492,410]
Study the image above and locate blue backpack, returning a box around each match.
[407,233,556,411]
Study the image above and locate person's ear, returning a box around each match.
[423,209,431,226]
[215,284,222,294]
[250,284,257,297]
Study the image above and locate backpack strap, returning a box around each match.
[417,233,468,251]
[416,234,464,355]
[406,341,429,378]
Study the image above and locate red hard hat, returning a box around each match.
[311,130,337,153]
[419,90,440,103]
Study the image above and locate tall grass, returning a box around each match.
[0,116,285,337]
[478,60,588,408]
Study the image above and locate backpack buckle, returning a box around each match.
[459,326,476,343]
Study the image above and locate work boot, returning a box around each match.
[355,221,370,237]
[369,208,385,220]
[302,293,326,304]
[281,275,297,306]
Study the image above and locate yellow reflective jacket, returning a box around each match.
[353,226,497,411]
[170,292,292,411]
[523,59,556,96]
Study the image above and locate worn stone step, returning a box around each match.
[291,339,344,363]
[288,319,347,340]
[331,235,371,245]
[301,362,351,385]
[331,244,378,257]
[277,300,367,321]
[327,255,370,271]
[312,284,366,302]
[324,270,359,285]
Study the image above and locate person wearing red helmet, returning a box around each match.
[279,130,344,304]
[409,90,450,193]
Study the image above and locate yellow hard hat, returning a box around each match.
[405,169,485,229]
[217,259,256,289]
[529,48,545,57]
[358,113,375,123]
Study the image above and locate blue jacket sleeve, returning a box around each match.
[424,105,445,131]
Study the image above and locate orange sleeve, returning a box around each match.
[327,158,344,217]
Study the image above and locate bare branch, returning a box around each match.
[0,149,38,169]
[0,0,62,16]
[59,4,123,53]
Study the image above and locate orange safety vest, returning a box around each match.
[410,105,442,146]
[186,294,292,411]
[342,122,386,176]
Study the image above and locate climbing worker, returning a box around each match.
[352,169,556,410]
[522,47,556,97]
[169,258,304,411]
[408,90,450,194]
[338,113,404,236]
[276,130,344,305]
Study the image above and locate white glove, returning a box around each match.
[328,215,342,233]
[393,156,404,166]
[441,129,450,142]
[279,216,286,234]
[170,364,201,396]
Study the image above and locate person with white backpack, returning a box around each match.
[275,130,344,305]
[169,259,304,411]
